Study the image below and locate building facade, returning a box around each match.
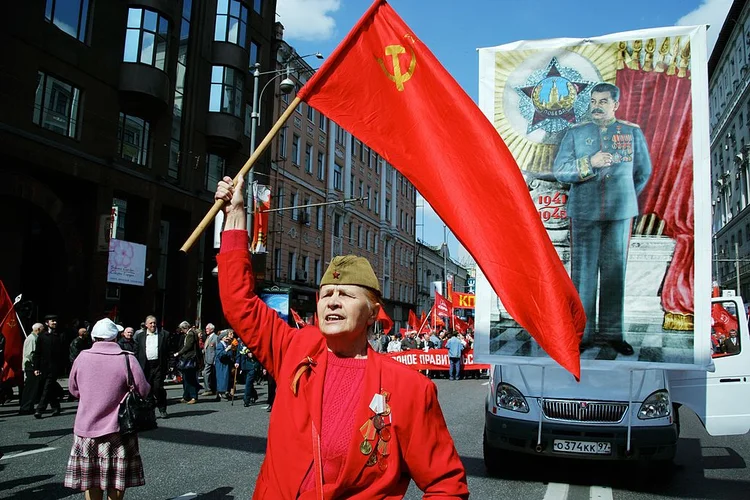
[710,0,750,297]
[256,35,419,329]
[415,241,471,319]
[1,0,278,329]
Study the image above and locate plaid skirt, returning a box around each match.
[63,432,145,491]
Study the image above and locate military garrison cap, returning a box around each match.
[320,256,381,294]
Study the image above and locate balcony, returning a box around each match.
[206,113,244,150]
[118,63,170,116]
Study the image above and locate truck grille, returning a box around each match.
[541,398,628,423]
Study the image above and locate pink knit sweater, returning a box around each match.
[68,341,151,438]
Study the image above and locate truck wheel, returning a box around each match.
[483,430,506,475]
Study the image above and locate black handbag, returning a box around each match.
[118,354,157,435]
[177,358,196,370]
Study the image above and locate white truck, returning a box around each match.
[483,295,750,468]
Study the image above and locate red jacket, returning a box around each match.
[218,245,469,499]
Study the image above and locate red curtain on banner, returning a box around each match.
[615,67,693,319]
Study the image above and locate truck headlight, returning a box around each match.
[638,390,671,420]
[495,383,529,413]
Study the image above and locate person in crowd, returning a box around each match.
[118,327,137,353]
[215,330,236,400]
[69,327,92,368]
[401,331,418,350]
[174,321,200,404]
[446,332,465,381]
[201,323,218,395]
[724,329,741,354]
[34,314,64,418]
[63,318,150,499]
[368,331,383,353]
[18,322,44,415]
[236,339,258,407]
[429,330,441,349]
[386,333,402,353]
[214,176,468,499]
[134,315,170,419]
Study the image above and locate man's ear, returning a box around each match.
[368,304,380,326]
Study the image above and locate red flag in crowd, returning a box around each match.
[0,281,23,385]
[290,308,306,328]
[376,306,394,334]
[250,183,271,253]
[453,315,470,334]
[419,311,427,325]
[434,291,452,318]
[711,302,739,335]
[408,309,418,330]
[297,0,585,378]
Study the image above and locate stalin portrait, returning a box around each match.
[552,82,652,355]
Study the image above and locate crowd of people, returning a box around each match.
[10,314,275,420]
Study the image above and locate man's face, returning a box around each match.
[730,330,737,339]
[206,325,214,335]
[590,91,619,122]
[317,285,376,341]
[46,319,57,330]
[78,328,87,337]
[124,327,134,339]
[146,318,157,333]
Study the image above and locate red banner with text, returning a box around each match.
[384,348,490,371]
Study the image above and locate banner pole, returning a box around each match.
[180,96,303,253]
[418,306,433,334]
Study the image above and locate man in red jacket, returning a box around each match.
[215,176,468,499]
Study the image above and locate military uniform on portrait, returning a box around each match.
[553,118,652,347]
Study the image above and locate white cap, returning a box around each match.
[91,318,124,341]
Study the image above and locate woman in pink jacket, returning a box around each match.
[64,318,151,500]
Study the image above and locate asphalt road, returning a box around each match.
[1,377,749,499]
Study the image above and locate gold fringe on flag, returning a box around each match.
[662,312,694,331]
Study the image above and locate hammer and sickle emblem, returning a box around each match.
[377,45,416,92]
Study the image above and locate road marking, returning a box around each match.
[0,447,57,460]
[590,486,613,500]
[170,494,197,499]
[482,381,489,386]
[543,482,569,500]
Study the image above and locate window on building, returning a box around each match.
[746,224,750,241]
[336,123,345,145]
[274,248,281,278]
[374,234,378,253]
[33,72,80,138]
[292,134,300,164]
[315,259,321,285]
[117,113,150,165]
[385,198,391,219]
[279,126,287,158]
[209,66,243,116]
[374,190,379,214]
[333,214,342,237]
[253,0,263,15]
[291,191,299,220]
[318,113,327,131]
[249,40,260,66]
[288,252,296,280]
[358,226,363,247]
[307,105,315,122]
[367,186,372,210]
[304,196,312,225]
[366,230,371,251]
[45,0,90,42]
[112,198,128,240]
[348,221,354,242]
[317,206,323,230]
[305,143,313,173]
[359,180,364,198]
[359,142,365,162]
[214,0,247,47]
[333,164,342,191]
[124,8,169,70]
[205,154,226,190]
[317,152,325,180]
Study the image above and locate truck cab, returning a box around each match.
[483,296,750,467]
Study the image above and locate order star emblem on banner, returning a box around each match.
[515,57,597,134]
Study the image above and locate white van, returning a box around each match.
[483,296,750,467]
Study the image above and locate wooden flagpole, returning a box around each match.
[418,305,433,334]
[180,96,303,253]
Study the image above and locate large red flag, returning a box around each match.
[376,306,394,334]
[453,315,470,334]
[408,309,417,330]
[297,0,584,378]
[434,291,452,318]
[0,281,23,385]
[711,302,738,336]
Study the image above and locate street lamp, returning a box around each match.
[246,52,324,233]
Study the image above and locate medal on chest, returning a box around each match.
[360,390,392,471]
